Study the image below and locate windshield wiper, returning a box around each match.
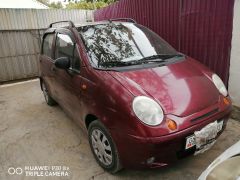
[99,54,183,67]
[99,61,133,67]
[124,53,183,65]
[140,53,183,61]
[100,58,166,68]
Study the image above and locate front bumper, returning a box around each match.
[110,107,231,169]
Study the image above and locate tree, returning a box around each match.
[49,1,63,9]
[86,0,118,3]
[37,0,63,9]
[37,0,117,10]
[66,1,109,10]
[37,0,50,6]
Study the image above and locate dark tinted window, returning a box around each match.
[80,23,178,68]
[42,33,54,57]
[55,33,80,71]
[72,47,80,71]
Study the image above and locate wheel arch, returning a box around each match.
[39,77,43,91]
[85,114,98,129]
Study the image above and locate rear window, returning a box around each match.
[42,33,54,57]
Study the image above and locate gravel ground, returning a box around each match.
[0,79,239,180]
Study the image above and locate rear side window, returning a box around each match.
[42,33,54,57]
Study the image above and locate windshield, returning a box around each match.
[79,23,178,68]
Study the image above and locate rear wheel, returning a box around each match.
[42,81,57,106]
[88,121,122,173]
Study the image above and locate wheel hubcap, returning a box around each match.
[91,129,112,166]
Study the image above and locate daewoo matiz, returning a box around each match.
[39,19,232,173]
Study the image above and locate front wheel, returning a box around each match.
[88,121,122,173]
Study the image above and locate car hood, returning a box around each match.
[109,58,219,117]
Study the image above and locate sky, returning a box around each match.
[0,0,49,9]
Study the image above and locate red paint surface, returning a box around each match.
[39,21,232,169]
[94,0,234,85]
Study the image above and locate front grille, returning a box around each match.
[191,108,219,123]
[177,147,196,159]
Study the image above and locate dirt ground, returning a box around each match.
[0,79,240,180]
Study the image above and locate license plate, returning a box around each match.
[185,135,196,150]
[217,120,224,132]
[185,120,223,150]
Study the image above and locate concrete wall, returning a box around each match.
[229,0,240,107]
[0,9,93,82]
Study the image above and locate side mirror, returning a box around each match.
[54,57,70,70]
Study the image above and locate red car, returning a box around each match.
[39,19,232,173]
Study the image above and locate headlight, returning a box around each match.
[212,74,228,97]
[132,96,164,126]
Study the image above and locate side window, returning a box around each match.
[42,33,54,57]
[55,33,81,71]
[72,47,80,71]
[55,33,74,61]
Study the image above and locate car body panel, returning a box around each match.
[39,21,232,169]
[109,57,219,117]
[110,110,231,169]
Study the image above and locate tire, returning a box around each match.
[88,120,122,174]
[41,81,57,106]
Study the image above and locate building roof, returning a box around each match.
[0,0,49,9]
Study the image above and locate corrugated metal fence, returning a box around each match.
[0,9,93,82]
[94,0,234,85]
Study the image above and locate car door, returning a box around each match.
[39,32,56,97]
[52,30,85,126]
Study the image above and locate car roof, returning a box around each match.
[75,21,133,27]
[75,21,110,27]
[47,21,135,31]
